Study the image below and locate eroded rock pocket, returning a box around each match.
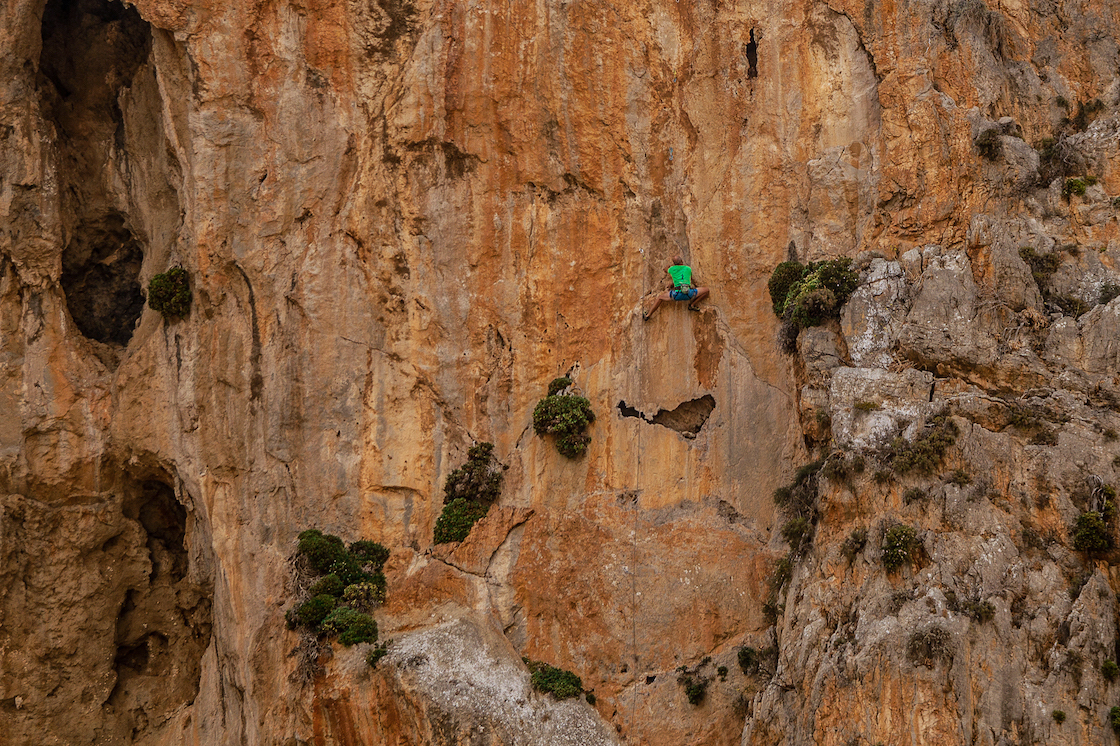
[617,395,716,436]
[41,0,153,346]
[109,473,212,740]
[61,213,145,345]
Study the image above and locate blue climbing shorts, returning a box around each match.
[670,287,699,301]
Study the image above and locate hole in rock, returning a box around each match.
[745,28,759,78]
[108,470,211,738]
[40,0,152,346]
[135,479,188,582]
[60,213,145,345]
[617,395,716,436]
[114,637,151,673]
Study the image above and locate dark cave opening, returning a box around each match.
[40,0,152,346]
[129,478,189,583]
[60,213,145,345]
[617,395,716,437]
[108,472,212,736]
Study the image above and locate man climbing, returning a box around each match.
[643,255,709,320]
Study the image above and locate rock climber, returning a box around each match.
[643,255,709,320]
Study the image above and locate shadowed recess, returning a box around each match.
[617,395,716,436]
[40,0,152,346]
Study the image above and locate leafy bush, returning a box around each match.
[890,413,959,475]
[854,400,881,412]
[946,469,972,486]
[1111,705,1120,734]
[882,524,919,572]
[433,443,504,544]
[841,528,867,562]
[1019,246,1061,288]
[329,554,373,588]
[822,452,863,484]
[533,390,595,458]
[781,517,811,551]
[964,599,995,623]
[308,574,344,598]
[147,267,191,318]
[1064,177,1089,197]
[433,498,490,544]
[717,665,728,681]
[1073,511,1111,553]
[288,529,389,638]
[585,692,596,705]
[1103,660,1119,682]
[343,580,385,612]
[320,606,364,635]
[1051,295,1091,318]
[338,614,378,646]
[1052,709,1066,723]
[297,530,350,574]
[290,594,337,629]
[443,442,503,505]
[768,259,859,330]
[527,661,583,699]
[320,607,378,645]
[907,626,952,667]
[1101,283,1120,306]
[367,643,389,668]
[738,646,760,675]
[773,459,822,517]
[903,487,926,504]
[975,128,1002,160]
[678,675,708,705]
[349,540,390,568]
[768,261,809,315]
[548,377,572,396]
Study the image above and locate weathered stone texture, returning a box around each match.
[3,0,1120,743]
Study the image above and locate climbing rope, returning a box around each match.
[629,394,641,744]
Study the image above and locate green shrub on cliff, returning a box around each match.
[889,412,959,475]
[433,498,491,544]
[882,524,920,572]
[1073,510,1112,553]
[533,385,595,458]
[769,258,859,329]
[286,529,391,642]
[147,267,191,318]
[321,607,378,646]
[526,660,583,699]
[288,594,337,629]
[308,574,344,598]
[768,261,809,315]
[768,259,859,353]
[433,443,504,544]
[443,442,503,505]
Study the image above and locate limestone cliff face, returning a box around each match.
[1,0,1120,743]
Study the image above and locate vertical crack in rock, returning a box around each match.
[39,0,152,346]
[745,28,760,78]
[617,395,716,436]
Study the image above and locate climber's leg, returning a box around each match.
[644,291,672,320]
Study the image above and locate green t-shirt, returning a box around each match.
[668,265,692,287]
